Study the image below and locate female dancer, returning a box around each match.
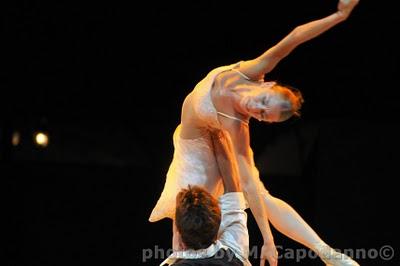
[150,0,360,265]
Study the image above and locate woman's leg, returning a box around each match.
[263,192,324,251]
[263,192,359,265]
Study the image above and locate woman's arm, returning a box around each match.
[215,119,278,266]
[239,0,360,80]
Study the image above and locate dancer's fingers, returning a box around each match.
[268,256,278,266]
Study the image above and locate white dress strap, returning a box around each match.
[217,111,249,125]
[231,68,251,80]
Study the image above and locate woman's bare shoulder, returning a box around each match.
[214,69,243,90]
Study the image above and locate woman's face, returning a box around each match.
[238,84,293,122]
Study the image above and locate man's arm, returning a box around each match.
[211,127,277,266]
[213,121,274,242]
[210,130,250,263]
[238,0,360,81]
[211,130,241,193]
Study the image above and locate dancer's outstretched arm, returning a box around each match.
[239,0,360,81]
[213,124,277,266]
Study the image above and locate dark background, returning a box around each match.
[2,1,399,265]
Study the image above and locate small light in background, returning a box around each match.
[34,131,49,148]
[12,131,21,146]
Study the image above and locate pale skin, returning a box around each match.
[179,0,359,265]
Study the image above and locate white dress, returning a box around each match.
[149,62,242,222]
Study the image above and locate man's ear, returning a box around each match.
[178,235,186,250]
[173,220,186,251]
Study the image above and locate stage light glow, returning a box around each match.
[35,132,49,147]
[12,131,21,146]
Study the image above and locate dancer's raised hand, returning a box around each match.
[338,0,360,19]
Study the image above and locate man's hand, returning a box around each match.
[337,0,360,20]
[260,242,278,266]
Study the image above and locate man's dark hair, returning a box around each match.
[175,185,221,250]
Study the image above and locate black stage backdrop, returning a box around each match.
[2,1,399,265]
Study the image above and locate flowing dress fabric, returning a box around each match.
[149,62,242,222]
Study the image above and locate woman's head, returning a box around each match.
[237,81,304,123]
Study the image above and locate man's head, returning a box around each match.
[175,185,221,250]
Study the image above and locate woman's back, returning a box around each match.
[149,62,241,222]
